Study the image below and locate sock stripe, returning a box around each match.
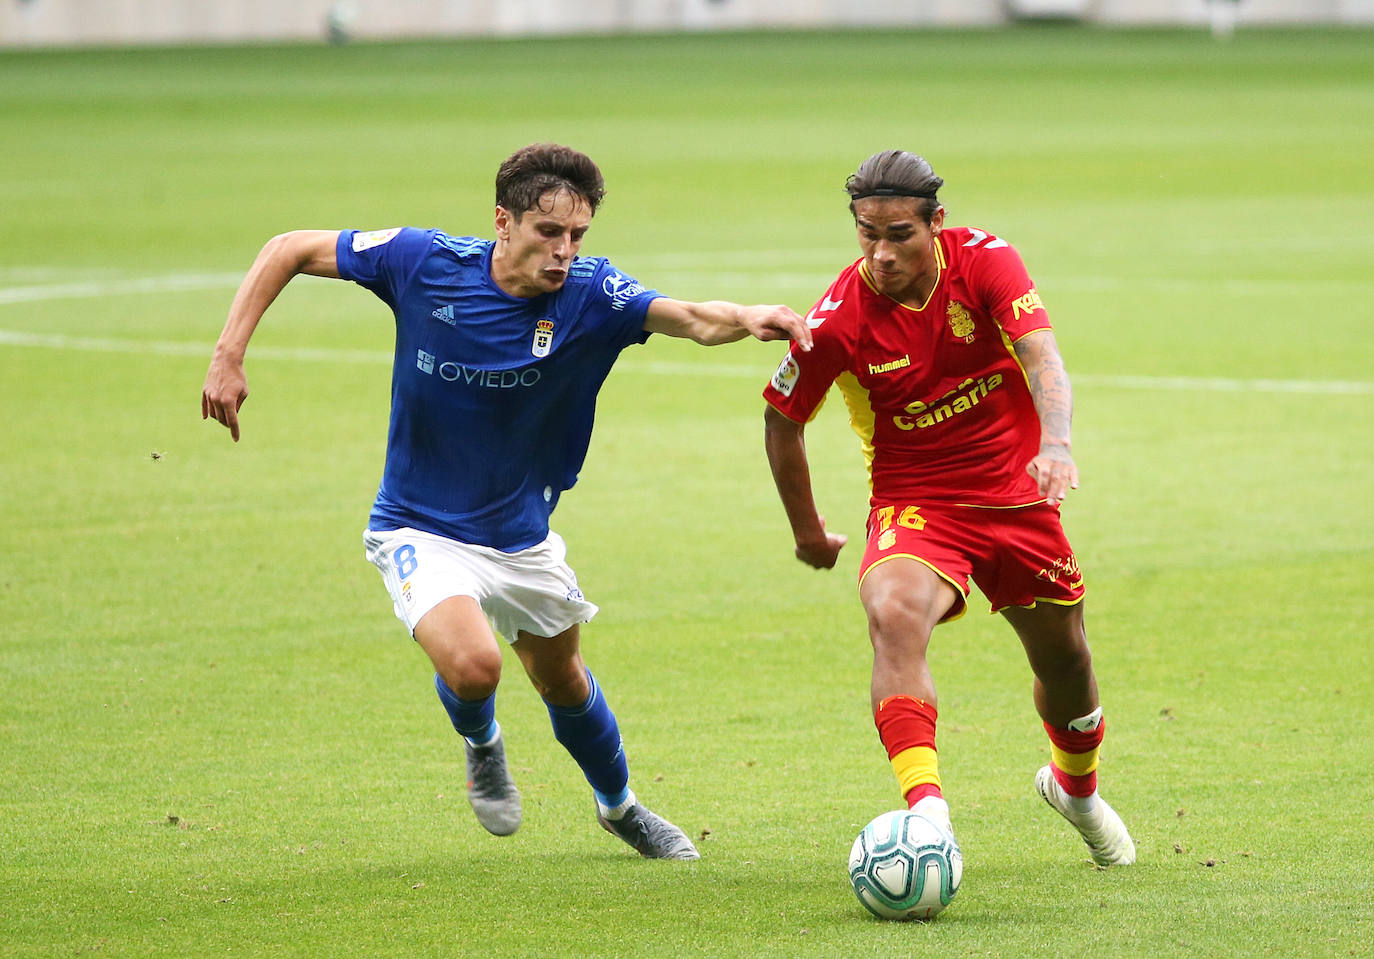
[891,745,941,795]
[1050,743,1100,776]
[875,695,942,804]
[1044,715,1105,798]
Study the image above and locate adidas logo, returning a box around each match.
[432,304,457,326]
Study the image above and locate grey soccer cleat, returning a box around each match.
[464,734,522,836]
[1035,765,1135,866]
[596,803,700,860]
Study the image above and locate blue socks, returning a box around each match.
[433,673,498,746]
[435,668,633,814]
[545,669,631,811]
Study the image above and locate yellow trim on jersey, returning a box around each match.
[764,393,829,426]
[1050,743,1100,777]
[858,258,879,295]
[1000,325,1033,390]
[891,745,941,794]
[857,241,945,313]
[954,499,1049,510]
[835,371,876,494]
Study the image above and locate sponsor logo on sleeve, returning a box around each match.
[1010,287,1045,321]
[352,227,402,252]
[603,271,647,311]
[771,352,800,397]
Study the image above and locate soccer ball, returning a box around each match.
[848,809,963,921]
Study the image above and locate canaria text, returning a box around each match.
[893,373,1004,430]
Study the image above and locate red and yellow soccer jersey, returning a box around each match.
[764,227,1052,507]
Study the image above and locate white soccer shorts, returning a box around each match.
[363,526,599,643]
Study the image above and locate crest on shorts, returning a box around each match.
[532,318,555,357]
[878,529,897,551]
[947,301,975,342]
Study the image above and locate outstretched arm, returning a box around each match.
[764,404,847,569]
[1012,328,1078,506]
[201,230,341,442]
[644,297,813,352]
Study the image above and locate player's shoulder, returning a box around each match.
[942,225,1031,281]
[564,255,655,313]
[563,253,609,288]
[805,259,868,333]
[942,225,1021,257]
[432,232,493,260]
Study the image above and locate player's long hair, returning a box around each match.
[846,150,944,223]
[496,143,606,218]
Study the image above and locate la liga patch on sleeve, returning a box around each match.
[352,227,402,252]
[771,352,800,396]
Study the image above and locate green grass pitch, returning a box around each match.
[1,25,1372,958]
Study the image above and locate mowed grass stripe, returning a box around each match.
[4,328,1371,396]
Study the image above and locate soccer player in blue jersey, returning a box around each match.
[202,143,811,859]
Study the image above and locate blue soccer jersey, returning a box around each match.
[336,227,661,551]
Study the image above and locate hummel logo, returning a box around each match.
[867,354,911,375]
[805,296,844,328]
[432,304,457,326]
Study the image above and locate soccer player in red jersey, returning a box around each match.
[763,150,1134,867]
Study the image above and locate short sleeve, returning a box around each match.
[969,239,1051,342]
[586,259,662,349]
[336,227,436,308]
[762,330,847,424]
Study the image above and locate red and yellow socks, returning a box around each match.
[875,695,942,808]
[1044,706,1105,798]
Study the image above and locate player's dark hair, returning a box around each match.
[846,150,944,223]
[496,143,606,218]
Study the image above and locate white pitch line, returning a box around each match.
[1070,373,1373,396]
[2,328,1369,396]
[0,329,389,364]
[0,273,247,305]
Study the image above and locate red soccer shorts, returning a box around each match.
[858,501,1085,620]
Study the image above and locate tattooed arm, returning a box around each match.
[1013,329,1079,505]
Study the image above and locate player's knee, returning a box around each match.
[435,645,503,699]
[866,591,937,653]
[527,662,590,706]
[1035,635,1093,683]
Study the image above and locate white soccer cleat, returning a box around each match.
[1035,765,1135,867]
[911,795,956,842]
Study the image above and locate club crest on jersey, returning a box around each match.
[532,318,555,357]
[771,352,800,397]
[352,227,401,252]
[947,301,976,342]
